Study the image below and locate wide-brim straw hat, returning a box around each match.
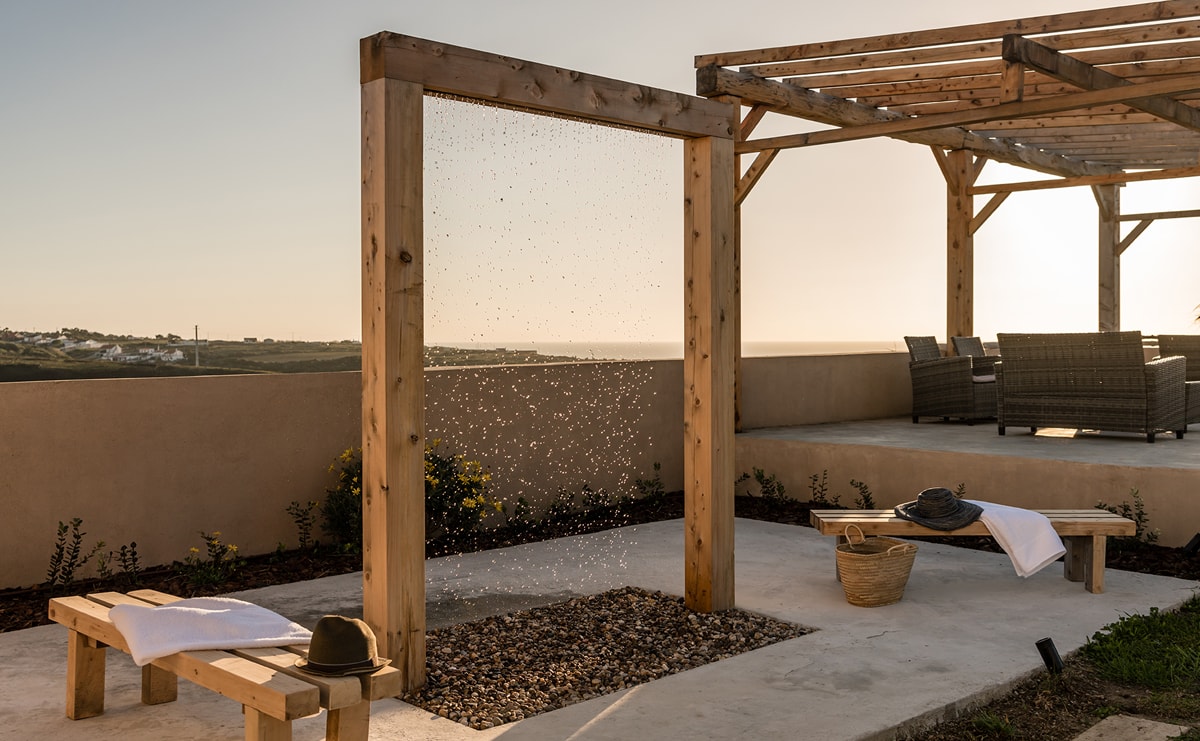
[296,615,391,676]
[893,487,983,531]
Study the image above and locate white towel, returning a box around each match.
[108,597,312,666]
[966,500,1067,578]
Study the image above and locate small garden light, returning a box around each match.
[1036,637,1064,674]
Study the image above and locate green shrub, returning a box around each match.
[322,443,501,548]
[181,531,241,587]
[1096,488,1159,545]
[634,462,665,502]
[45,518,104,588]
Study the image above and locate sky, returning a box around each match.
[3,0,1199,345]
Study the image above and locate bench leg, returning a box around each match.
[244,706,292,741]
[1085,536,1106,594]
[1063,537,1085,583]
[327,699,371,741]
[66,630,106,719]
[1063,536,1106,593]
[142,663,178,705]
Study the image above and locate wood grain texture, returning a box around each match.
[360,76,426,692]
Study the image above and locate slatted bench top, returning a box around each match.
[47,589,402,740]
[810,509,1136,537]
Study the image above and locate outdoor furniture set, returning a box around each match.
[47,589,401,740]
[906,331,1193,442]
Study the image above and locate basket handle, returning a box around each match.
[886,543,911,555]
[843,523,866,545]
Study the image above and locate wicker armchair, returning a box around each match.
[995,331,1187,442]
[951,336,999,378]
[904,336,997,424]
[1157,334,1200,425]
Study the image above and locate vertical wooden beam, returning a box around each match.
[945,149,974,343]
[718,95,744,434]
[1094,184,1121,331]
[683,135,736,613]
[361,76,426,691]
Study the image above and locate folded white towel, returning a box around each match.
[109,597,312,666]
[966,500,1066,578]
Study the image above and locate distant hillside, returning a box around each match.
[0,329,585,382]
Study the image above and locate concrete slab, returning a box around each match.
[1,519,1196,740]
[1072,714,1192,741]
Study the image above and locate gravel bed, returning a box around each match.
[402,585,813,730]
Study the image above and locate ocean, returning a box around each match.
[434,340,905,361]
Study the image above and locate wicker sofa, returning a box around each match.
[995,331,1187,443]
[1157,334,1200,426]
[904,336,997,424]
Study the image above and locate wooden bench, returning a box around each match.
[810,509,1136,594]
[47,589,402,740]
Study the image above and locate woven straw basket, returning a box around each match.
[835,524,918,607]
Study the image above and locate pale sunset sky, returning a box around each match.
[2,0,1198,346]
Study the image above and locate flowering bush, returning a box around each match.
[322,443,500,549]
[181,531,240,587]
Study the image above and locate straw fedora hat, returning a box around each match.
[893,487,983,531]
[295,615,390,676]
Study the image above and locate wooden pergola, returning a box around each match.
[360,0,1200,695]
[360,33,737,692]
[696,0,1200,349]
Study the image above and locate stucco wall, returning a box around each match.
[1,361,690,588]
[740,353,910,428]
[1,354,911,588]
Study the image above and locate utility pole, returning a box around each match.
[194,325,200,367]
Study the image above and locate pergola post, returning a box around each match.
[684,135,736,612]
[360,76,426,691]
[1095,184,1121,331]
[945,149,974,343]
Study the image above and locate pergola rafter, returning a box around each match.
[697,0,1200,346]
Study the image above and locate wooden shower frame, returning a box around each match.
[360,32,738,691]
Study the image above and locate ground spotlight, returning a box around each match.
[1036,637,1064,674]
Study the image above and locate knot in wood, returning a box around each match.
[399,250,413,263]
[410,434,420,443]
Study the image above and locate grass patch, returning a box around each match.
[1081,596,1200,691]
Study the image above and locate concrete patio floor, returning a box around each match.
[2,518,1197,740]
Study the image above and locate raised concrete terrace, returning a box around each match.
[3,518,1196,740]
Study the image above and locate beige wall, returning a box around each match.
[1,353,919,588]
[740,353,910,428]
[1,360,690,588]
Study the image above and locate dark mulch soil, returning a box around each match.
[4,494,1194,634]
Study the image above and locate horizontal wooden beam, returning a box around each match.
[1118,208,1200,220]
[698,66,1114,177]
[970,163,1200,194]
[363,33,735,140]
[1003,35,1200,131]
[736,73,1200,153]
[696,1,1200,67]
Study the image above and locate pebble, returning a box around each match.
[403,586,811,730]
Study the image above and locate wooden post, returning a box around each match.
[945,149,974,342]
[361,76,426,691]
[683,135,736,612]
[1095,184,1121,332]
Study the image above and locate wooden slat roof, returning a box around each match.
[696,1,1200,177]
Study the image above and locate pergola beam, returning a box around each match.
[736,73,1200,153]
[1002,35,1200,131]
[363,33,735,139]
[697,66,1115,177]
[971,164,1200,194]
